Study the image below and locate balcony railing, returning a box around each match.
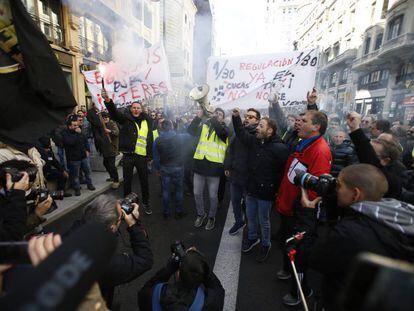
[79,36,111,61]
[29,13,64,46]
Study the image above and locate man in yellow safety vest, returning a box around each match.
[102,90,154,215]
[187,107,229,230]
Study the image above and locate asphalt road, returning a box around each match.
[45,172,306,311]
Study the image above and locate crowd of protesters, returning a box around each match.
[1,86,414,310]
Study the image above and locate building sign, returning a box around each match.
[206,49,318,109]
[82,42,172,110]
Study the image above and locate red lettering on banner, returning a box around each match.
[131,86,141,99]
[94,71,102,84]
[118,92,128,103]
[240,63,245,70]
[150,83,159,94]
[228,90,247,101]
[141,83,152,99]
[152,46,161,64]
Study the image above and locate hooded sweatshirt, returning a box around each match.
[309,199,414,310]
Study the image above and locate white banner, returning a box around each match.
[83,42,172,110]
[206,49,318,110]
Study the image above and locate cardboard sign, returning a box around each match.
[207,49,318,110]
[83,42,172,110]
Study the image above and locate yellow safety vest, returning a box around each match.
[194,124,228,164]
[134,120,149,156]
[153,129,159,141]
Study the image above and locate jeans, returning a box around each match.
[103,156,119,182]
[230,182,245,225]
[122,153,149,205]
[57,147,66,169]
[193,173,220,218]
[246,196,272,247]
[161,166,184,215]
[67,158,92,190]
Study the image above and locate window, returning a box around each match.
[381,69,389,80]
[340,68,349,84]
[78,16,111,61]
[22,0,64,45]
[132,0,142,20]
[387,15,403,40]
[374,33,383,50]
[333,43,340,58]
[371,70,381,83]
[330,72,337,87]
[364,37,371,55]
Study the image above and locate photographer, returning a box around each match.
[0,160,53,240]
[102,90,153,215]
[299,164,414,310]
[72,194,153,307]
[138,246,224,311]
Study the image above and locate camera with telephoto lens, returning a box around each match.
[0,166,38,188]
[171,241,186,263]
[33,188,64,203]
[293,169,337,197]
[120,192,139,215]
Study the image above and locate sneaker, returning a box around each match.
[143,204,152,215]
[276,269,292,280]
[205,217,215,230]
[194,214,207,228]
[242,238,260,253]
[282,289,313,306]
[87,184,96,191]
[256,244,272,262]
[111,182,120,189]
[75,189,81,196]
[229,222,246,235]
[106,178,113,182]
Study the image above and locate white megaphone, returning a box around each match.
[189,84,214,116]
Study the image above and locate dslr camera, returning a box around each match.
[293,169,336,197]
[171,241,186,263]
[33,188,64,203]
[0,165,38,188]
[120,192,139,215]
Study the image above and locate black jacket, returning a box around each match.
[154,132,191,168]
[98,222,153,307]
[0,189,28,241]
[232,115,289,201]
[138,261,225,311]
[309,205,414,311]
[349,128,402,199]
[224,123,257,187]
[105,100,153,158]
[62,128,90,161]
[36,145,65,174]
[187,116,229,177]
[86,108,105,152]
[329,140,358,177]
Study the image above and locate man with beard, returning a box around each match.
[224,108,261,235]
[232,108,289,262]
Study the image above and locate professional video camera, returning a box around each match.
[120,192,139,215]
[293,169,337,197]
[171,240,186,263]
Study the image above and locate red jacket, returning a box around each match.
[276,136,332,216]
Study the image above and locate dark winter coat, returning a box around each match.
[232,115,289,201]
[329,140,358,177]
[61,128,90,162]
[309,199,414,311]
[349,128,402,199]
[0,189,28,241]
[224,123,258,187]
[187,116,229,177]
[104,100,153,158]
[86,108,105,152]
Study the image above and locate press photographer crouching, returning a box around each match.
[0,160,55,241]
[296,164,414,310]
[70,194,153,308]
[138,242,225,311]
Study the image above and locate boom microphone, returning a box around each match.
[0,222,117,311]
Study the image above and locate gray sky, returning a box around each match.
[212,0,267,56]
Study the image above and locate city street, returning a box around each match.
[44,172,305,311]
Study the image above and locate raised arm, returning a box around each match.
[231,108,256,147]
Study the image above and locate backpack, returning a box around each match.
[151,282,205,311]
